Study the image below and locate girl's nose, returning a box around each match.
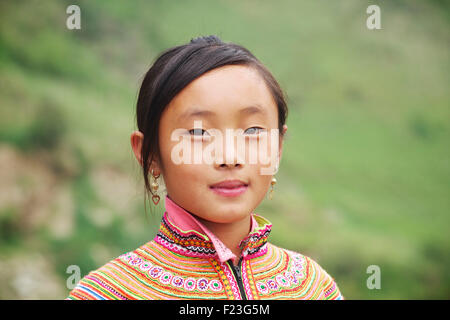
[214,138,245,169]
[217,162,242,169]
[215,151,244,169]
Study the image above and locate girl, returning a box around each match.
[67,35,343,300]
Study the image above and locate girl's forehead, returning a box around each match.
[165,65,277,122]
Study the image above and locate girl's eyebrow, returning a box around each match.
[179,109,215,121]
[178,105,266,121]
[240,105,267,116]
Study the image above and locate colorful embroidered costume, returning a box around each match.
[67,196,343,300]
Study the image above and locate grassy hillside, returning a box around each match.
[0,0,448,299]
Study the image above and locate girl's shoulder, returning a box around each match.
[264,242,344,300]
[66,240,159,300]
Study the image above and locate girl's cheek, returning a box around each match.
[246,137,260,165]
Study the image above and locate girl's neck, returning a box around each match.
[196,214,252,266]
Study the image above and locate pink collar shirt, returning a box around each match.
[164,195,258,265]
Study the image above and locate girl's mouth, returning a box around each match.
[209,179,249,197]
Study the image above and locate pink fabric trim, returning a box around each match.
[164,195,257,264]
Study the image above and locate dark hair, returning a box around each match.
[135,35,288,202]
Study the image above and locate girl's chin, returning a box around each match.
[198,203,252,224]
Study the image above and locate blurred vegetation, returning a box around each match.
[0,0,448,299]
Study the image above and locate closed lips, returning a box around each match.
[209,180,248,189]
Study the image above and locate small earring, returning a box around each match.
[269,176,277,200]
[151,169,160,205]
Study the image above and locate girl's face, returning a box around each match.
[145,65,286,224]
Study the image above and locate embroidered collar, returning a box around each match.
[154,195,272,264]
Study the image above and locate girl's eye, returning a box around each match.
[244,127,265,135]
[188,128,210,137]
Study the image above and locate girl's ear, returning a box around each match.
[131,130,163,176]
[130,130,144,166]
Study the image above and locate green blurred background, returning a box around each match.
[0,0,449,299]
